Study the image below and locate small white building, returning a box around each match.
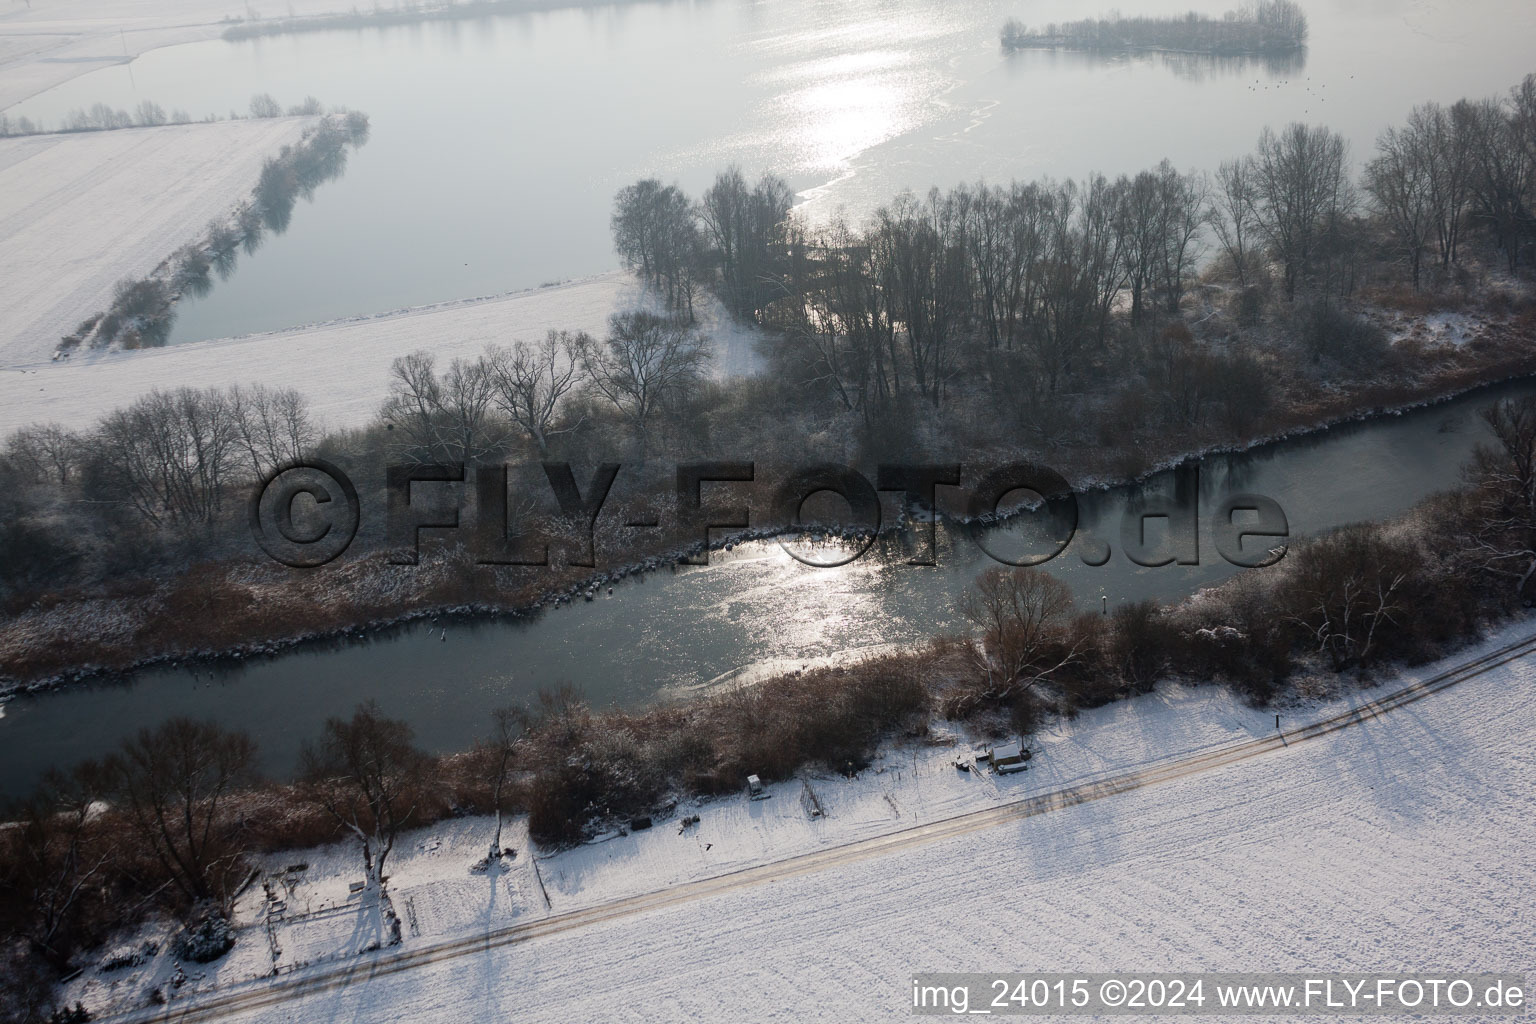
[747,774,767,798]
[988,741,1030,774]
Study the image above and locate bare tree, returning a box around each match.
[5,765,109,965]
[301,702,431,889]
[229,383,317,477]
[1116,168,1167,325]
[960,567,1079,702]
[699,168,794,321]
[578,311,710,443]
[1250,123,1353,299]
[1366,123,1436,289]
[1405,102,1470,269]
[381,351,504,463]
[92,387,240,524]
[477,706,526,860]
[1113,163,1206,321]
[952,182,1012,348]
[1212,157,1258,286]
[869,190,966,408]
[1464,396,1536,597]
[1155,162,1209,314]
[248,93,282,118]
[3,424,80,486]
[773,216,890,412]
[487,332,586,458]
[437,354,504,462]
[1456,93,1535,272]
[380,351,442,461]
[1282,525,1411,671]
[1031,177,1123,391]
[612,179,706,318]
[133,100,167,127]
[102,718,258,911]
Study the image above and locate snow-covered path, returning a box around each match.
[102,625,1536,1023]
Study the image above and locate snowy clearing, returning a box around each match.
[70,622,1536,1022]
[0,117,313,364]
[1381,309,1491,350]
[0,271,763,436]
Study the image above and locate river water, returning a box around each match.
[6,0,1534,344]
[3,0,1533,796]
[2,378,1530,798]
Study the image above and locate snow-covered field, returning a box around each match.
[68,622,1536,1021]
[0,0,353,110]
[0,117,312,364]
[0,271,762,437]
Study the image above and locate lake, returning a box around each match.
[7,0,1534,344]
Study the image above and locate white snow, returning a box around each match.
[66,621,1536,1021]
[0,0,357,110]
[0,118,313,364]
[1382,309,1490,350]
[0,271,763,436]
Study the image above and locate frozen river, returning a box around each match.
[1,378,1530,797]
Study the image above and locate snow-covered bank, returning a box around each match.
[0,118,314,364]
[0,272,763,437]
[0,0,353,111]
[64,622,1536,1020]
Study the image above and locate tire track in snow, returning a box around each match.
[130,630,1536,1024]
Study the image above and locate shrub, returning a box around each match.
[99,942,158,973]
[1229,285,1266,326]
[1110,600,1174,692]
[1298,302,1389,368]
[173,912,234,964]
[1214,347,1273,434]
[46,1004,90,1024]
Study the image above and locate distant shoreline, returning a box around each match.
[221,0,647,41]
[1001,40,1306,57]
[1000,1,1310,59]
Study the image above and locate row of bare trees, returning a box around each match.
[605,74,1536,422]
[619,122,1359,414]
[6,384,316,527]
[1365,78,1536,285]
[380,310,709,462]
[774,160,1226,411]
